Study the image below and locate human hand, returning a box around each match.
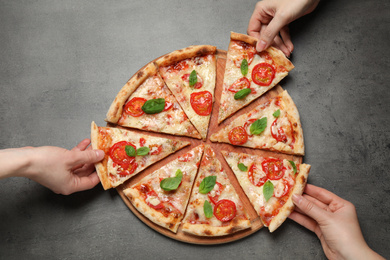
[289,184,384,260]
[25,139,105,195]
[247,0,320,56]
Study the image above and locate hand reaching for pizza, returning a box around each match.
[289,184,385,260]
[247,0,320,56]
[0,139,105,195]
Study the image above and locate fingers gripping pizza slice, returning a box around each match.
[222,151,310,232]
[218,32,294,124]
[156,45,217,140]
[91,121,190,190]
[210,90,305,156]
[123,145,204,233]
[105,62,201,139]
[182,145,251,236]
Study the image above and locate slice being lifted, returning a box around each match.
[91,121,190,190]
[123,145,204,233]
[222,150,310,232]
[210,90,304,156]
[156,45,217,140]
[218,32,294,123]
[105,62,201,139]
[182,145,251,236]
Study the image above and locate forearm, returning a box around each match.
[0,147,35,179]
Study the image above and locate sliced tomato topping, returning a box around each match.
[228,77,251,93]
[163,100,173,111]
[167,60,189,73]
[109,141,136,166]
[271,118,288,142]
[214,199,237,222]
[243,118,258,137]
[273,179,291,198]
[261,158,285,180]
[233,41,256,67]
[228,126,248,145]
[248,163,268,186]
[139,138,146,147]
[252,63,275,86]
[181,73,203,89]
[208,182,224,205]
[190,91,212,116]
[149,144,162,155]
[124,97,147,117]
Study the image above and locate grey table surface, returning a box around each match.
[1,0,389,259]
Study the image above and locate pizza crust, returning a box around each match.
[124,188,182,233]
[106,62,158,123]
[182,219,251,237]
[268,164,311,232]
[155,45,217,67]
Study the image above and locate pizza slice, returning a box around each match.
[105,62,201,139]
[123,145,204,233]
[210,90,304,156]
[156,45,217,140]
[90,121,190,190]
[181,145,251,236]
[222,150,310,232]
[218,32,294,124]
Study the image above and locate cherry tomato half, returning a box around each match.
[214,199,237,222]
[252,63,275,86]
[146,190,164,210]
[109,141,136,166]
[149,144,162,155]
[261,158,285,180]
[208,182,224,205]
[228,126,248,145]
[228,77,251,93]
[190,91,212,116]
[124,97,147,117]
[248,163,268,186]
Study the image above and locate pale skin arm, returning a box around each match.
[289,184,385,260]
[247,0,320,56]
[0,139,105,195]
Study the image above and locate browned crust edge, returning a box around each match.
[155,45,217,67]
[105,62,158,123]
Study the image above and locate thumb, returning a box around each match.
[292,194,329,223]
[68,149,105,167]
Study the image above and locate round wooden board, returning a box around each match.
[115,49,303,245]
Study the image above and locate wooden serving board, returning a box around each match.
[115,49,303,245]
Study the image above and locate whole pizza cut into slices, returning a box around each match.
[210,90,304,156]
[105,62,201,139]
[222,150,310,232]
[156,45,217,140]
[91,121,190,190]
[181,145,251,236]
[123,145,204,233]
[218,32,294,124]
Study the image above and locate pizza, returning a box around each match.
[123,145,204,233]
[181,145,251,236]
[105,62,201,139]
[222,150,310,232]
[218,32,294,124]
[210,90,304,156]
[90,121,190,190]
[156,45,217,140]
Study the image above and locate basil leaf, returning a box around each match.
[241,59,248,76]
[199,176,217,194]
[189,70,197,86]
[263,180,274,202]
[250,117,267,135]
[273,109,281,118]
[160,169,183,191]
[136,146,150,156]
[238,163,248,172]
[288,160,297,174]
[142,98,165,114]
[125,145,136,157]
[204,200,213,218]
[234,88,251,100]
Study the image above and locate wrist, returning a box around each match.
[0,147,36,179]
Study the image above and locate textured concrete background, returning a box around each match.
[0,0,389,259]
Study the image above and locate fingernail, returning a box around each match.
[94,150,105,158]
[292,194,302,204]
[257,40,267,52]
